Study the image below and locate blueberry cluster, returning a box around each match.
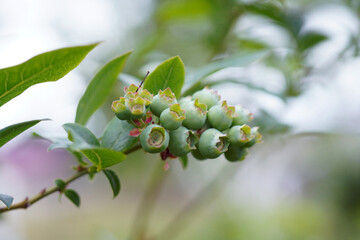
[112,85,261,162]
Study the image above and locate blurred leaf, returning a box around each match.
[80,148,127,171]
[238,38,270,52]
[63,123,100,148]
[32,132,73,151]
[298,31,328,51]
[0,119,48,148]
[183,51,267,95]
[75,52,132,125]
[101,118,138,152]
[156,0,211,20]
[253,110,291,135]
[179,155,188,169]
[0,43,98,107]
[103,169,121,198]
[64,189,80,207]
[143,56,185,98]
[54,179,66,191]
[0,194,13,209]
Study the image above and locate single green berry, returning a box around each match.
[139,89,153,107]
[244,127,262,148]
[160,104,186,130]
[127,96,146,119]
[168,126,198,156]
[112,97,131,120]
[232,105,253,126]
[191,148,207,160]
[150,88,177,117]
[192,87,221,109]
[207,101,235,131]
[198,128,230,159]
[224,145,249,162]
[140,124,169,153]
[228,124,254,146]
[178,96,192,106]
[181,99,208,130]
[124,84,139,94]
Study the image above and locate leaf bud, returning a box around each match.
[140,124,169,153]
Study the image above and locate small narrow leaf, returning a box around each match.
[101,118,138,152]
[63,123,100,148]
[54,179,66,191]
[179,155,188,169]
[103,169,121,198]
[0,119,48,148]
[143,56,185,98]
[0,194,14,209]
[0,43,98,107]
[80,148,127,171]
[75,52,132,125]
[64,189,80,207]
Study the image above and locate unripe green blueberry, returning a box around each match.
[139,89,154,107]
[207,101,235,131]
[168,126,198,156]
[228,124,253,146]
[244,127,262,148]
[112,97,131,120]
[198,128,230,159]
[224,145,249,162]
[124,84,139,94]
[192,87,221,109]
[140,124,169,153]
[191,148,207,160]
[150,88,177,117]
[178,96,192,106]
[232,105,253,126]
[181,99,207,130]
[127,96,146,119]
[160,104,186,130]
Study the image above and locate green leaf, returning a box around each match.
[183,51,267,95]
[298,31,328,51]
[64,189,80,207]
[0,119,48,148]
[0,43,98,107]
[0,194,14,209]
[54,179,66,191]
[101,118,138,152]
[80,148,127,171]
[103,169,121,198]
[179,155,188,169]
[63,123,100,148]
[143,56,185,98]
[75,52,132,125]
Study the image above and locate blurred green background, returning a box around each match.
[0,0,360,239]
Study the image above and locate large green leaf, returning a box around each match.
[143,56,185,98]
[0,43,98,107]
[80,148,127,171]
[103,169,121,198]
[0,194,14,208]
[63,123,100,148]
[183,51,267,95]
[75,52,132,125]
[101,118,138,152]
[0,119,47,148]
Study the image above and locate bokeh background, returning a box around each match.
[1,0,360,239]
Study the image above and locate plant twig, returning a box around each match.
[0,144,142,214]
[129,160,168,240]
